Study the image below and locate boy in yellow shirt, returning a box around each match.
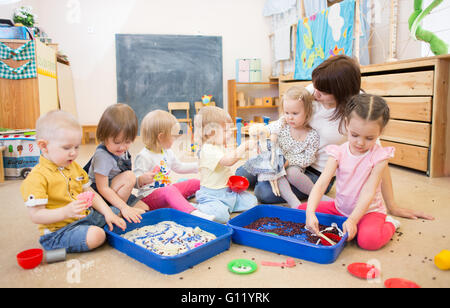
[21,110,126,253]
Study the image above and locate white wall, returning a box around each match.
[2,0,449,125]
[420,0,450,57]
[2,0,271,125]
[370,0,449,63]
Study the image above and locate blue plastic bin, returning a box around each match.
[105,208,233,275]
[227,205,348,264]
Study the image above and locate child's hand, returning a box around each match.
[343,218,358,241]
[105,212,127,231]
[120,205,144,224]
[389,206,434,220]
[64,199,89,219]
[139,169,158,187]
[305,213,320,235]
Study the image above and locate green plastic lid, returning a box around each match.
[227,259,257,275]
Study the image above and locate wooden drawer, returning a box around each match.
[384,97,432,122]
[362,70,434,96]
[381,119,431,147]
[279,81,311,98]
[381,140,428,172]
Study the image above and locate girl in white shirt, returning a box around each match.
[133,110,214,220]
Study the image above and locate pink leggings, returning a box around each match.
[141,179,200,213]
[298,201,395,251]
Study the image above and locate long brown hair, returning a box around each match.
[312,55,361,127]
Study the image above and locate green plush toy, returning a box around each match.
[409,0,448,56]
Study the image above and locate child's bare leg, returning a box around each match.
[86,226,106,250]
[110,171,136,201]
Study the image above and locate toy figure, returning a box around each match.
[243,124,285,197]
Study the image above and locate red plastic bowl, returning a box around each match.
[17,248,43,270]
[227,176,249,193]
[319,232,342,246]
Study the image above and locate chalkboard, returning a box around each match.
[116,34,223,128]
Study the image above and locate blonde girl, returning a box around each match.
[133,110,214,220]
[238,85,321,208]
[87,103,146,224]
[301,94,399,250]
[194,106,257,224]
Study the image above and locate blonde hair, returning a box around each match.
[36,110,81,140]
[282,85,314,128]
[194,106,232,143]
[96,103,138,143]
[141,110,180,152]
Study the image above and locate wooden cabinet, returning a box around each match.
[361,55,450,177]
[228,79,280,123]
[0,39,59,129]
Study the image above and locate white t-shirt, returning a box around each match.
[306,84,346,172]
[133,147,198,197]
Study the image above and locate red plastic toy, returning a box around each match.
[17,248,43,269]
[227,176,249,193]
[261,257,296,268]
[319,232,342,246]
[384,278,420,288]
[347,262,380,279]
[77,191,95,208]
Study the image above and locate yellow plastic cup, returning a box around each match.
[434,249,450,270]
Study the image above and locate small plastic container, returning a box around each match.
[227,205,348,264]
[45,248,67,264]
[17,248,43,269]
[104,208,233,275]
[227,176,249,193]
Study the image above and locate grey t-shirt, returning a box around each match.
[88,146,126,183]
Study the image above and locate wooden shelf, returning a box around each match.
[236,82,278,85]
[228,79,280,122]
[237,105,278,109]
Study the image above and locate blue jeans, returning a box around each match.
[39,207,120,253]
[235,165,335,204]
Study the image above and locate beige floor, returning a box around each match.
[1,137,449,288]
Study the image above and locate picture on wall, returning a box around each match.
[294,0,355,80]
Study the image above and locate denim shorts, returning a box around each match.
[39,207,120,253]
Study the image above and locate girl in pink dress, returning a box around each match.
[299,94,399,250]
